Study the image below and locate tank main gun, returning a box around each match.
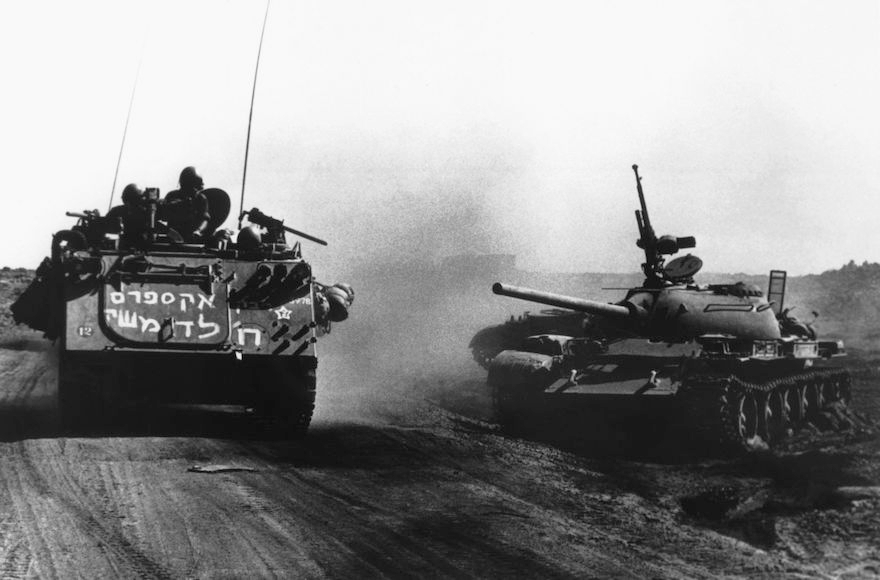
[632,164,696,286]
[492,283,645,321]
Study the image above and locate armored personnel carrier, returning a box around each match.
[12,187,353,436]
[489,165,850,452]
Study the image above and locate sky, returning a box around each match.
[0,0,878,278]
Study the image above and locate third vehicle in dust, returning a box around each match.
[487,165,851,453]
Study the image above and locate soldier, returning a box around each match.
[163,166,210,242]
[106,183,149,246]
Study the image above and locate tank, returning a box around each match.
[487,165,850,452]
[12,187,354,436]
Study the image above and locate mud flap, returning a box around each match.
[11,258,60,338]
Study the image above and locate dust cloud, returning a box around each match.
[306,139,530,424]
[313,262,509,426]
[257,126,532,276]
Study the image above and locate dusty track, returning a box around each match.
[0,343,877,578]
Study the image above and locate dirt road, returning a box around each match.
[0,342,877,579]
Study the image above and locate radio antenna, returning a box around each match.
[240,0,271,225]
[108,40,146,212]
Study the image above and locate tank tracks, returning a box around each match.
[679,367,852,453]
[490,354,854,454]
[253,367,317,438]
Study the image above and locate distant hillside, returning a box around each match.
[359,258,880,350]
[494,263,880,347]
[0,267,34,334]
[789,261,880,347]
[3,260,879,351]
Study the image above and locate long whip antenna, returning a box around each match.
[108,38,146,211]
[240,0,271,224]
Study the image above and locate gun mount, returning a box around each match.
[241,207,327,247]
[632,164,698,286]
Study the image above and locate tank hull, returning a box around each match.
[489,337,851,453]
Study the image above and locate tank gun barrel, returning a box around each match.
[492,283,636,320]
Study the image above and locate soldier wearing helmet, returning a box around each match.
[163,166,210,242]
[106,183,149,246]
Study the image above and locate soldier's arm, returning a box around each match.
[192,193,210,237]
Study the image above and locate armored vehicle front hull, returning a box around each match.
[63,251,318,433]
[13,231,352,436]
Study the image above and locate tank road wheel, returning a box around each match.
[764,390,788,444]
[256,363,317,439]
[823,373,852,405]
[721,385,767,452]
[839,374,853,404]
[840,373,852,405]
[786,384,806,426]
[822,377,840,403]
[736,392,760,444]
[803,380,823,423]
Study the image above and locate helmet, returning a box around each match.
[179,166,204,191]
[236,225,262,249]
[121,183,144,205]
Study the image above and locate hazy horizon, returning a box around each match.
[2,0,877,278]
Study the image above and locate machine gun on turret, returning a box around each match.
[631,164,696,286]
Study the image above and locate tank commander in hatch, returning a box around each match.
[163,166,210,242]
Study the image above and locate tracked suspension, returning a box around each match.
[680,368,852,452]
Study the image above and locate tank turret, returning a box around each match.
[492,166,787,343]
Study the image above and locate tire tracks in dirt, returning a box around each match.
[0,344,871,578]
[2,439,172,579]
[229,428,712,579]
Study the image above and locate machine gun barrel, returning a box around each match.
[280,224,327,246]
[242,208,328,246]
[632,164,663,283]
[632,164,653,236]
[492,283,635,320]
